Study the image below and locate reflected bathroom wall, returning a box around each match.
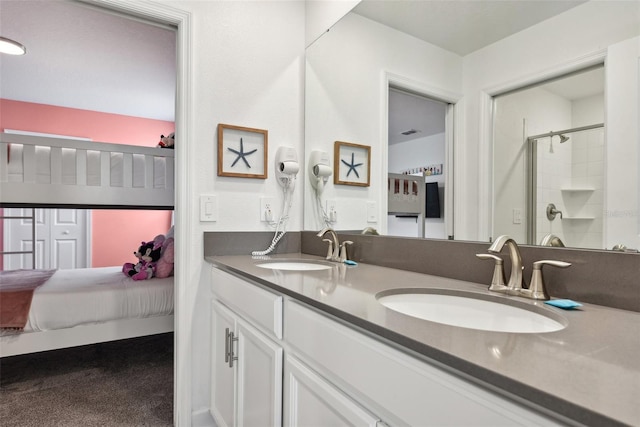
[493,67,605,249]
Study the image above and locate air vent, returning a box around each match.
[401,129,421,136]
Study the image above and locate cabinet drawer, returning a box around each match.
[285,300,561,427]
[284,354,380,427]
[212,267,283,339]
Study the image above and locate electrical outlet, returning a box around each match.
[326,199,337,222]
[260,197,275,222]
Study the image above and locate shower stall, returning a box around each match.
[527,123,605,248]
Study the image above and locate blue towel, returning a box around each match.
[544,299,582,309]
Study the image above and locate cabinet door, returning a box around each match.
[210,301,236,427]
[284,355,380,427]
[236,317,283,427]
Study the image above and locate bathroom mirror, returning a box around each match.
[304,0,639,251]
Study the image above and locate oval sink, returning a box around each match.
[377,289,566,333]
[256,260,334,271]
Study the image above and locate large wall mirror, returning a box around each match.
[304,0,640,252]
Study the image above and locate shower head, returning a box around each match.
[559,134,570,143]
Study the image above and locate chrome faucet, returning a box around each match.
[317,227,341,262]
[488,235,524,294]
[540,233,565,247]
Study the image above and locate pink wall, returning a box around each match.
[1,99,174,269]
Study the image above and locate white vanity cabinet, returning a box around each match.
[210,268,283,427]
[285,300,564,427]
[209,265,565,427]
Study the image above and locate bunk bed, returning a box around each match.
[1,132,174,209]
[0,132,175,357]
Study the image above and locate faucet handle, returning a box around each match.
[522,260,571,300]
[322,239,333,260]
[339,241,353,262]
[476,253,508,292]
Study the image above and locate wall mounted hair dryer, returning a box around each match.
[275,146,299,189]
[309,150,332,194]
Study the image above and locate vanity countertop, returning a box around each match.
[205,253,640,426]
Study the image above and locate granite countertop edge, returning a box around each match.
[205,253,639,427]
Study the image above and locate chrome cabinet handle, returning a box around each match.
[228,331,238,368]
[224,327,230,363]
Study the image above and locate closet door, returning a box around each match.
[2,208,90,269]
[50,208,89,269]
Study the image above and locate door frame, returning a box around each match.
[84,1,192,425]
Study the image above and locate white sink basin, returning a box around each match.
[377,289,566,333]
[256,260,334,271]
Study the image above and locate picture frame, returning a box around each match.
[334,141,371,186]
[218,124,268,179]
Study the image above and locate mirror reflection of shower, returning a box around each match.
[492,64,605,249]
[528,123,605,249]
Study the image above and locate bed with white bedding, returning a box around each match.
[0,132,174,209]
[0,267,174,357]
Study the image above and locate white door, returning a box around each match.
[210,300,283,427]
[3,208,90,270]
[210,300,237,427]
[236,317,283,427]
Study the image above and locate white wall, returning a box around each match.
[605,36,639,250]
[304,12,462,232]
[157,0,306,420]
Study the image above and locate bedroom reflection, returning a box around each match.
[387,88,448,239]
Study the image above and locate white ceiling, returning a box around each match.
[353,0,586,56]
[389,90,446,144]
[0,1,176,122]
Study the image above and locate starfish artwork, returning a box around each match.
[341,152,363,179]
[228,137,257,168]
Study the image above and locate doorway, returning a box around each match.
[387,87,449,239]
[1,0,187,423]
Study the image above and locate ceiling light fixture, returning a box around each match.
[0,37,27,55]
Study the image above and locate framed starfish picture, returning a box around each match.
[334,141,371,187]
[218,124,268,179]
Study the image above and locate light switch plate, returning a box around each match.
[366,201,377,223]
[513,208,522,224]
[200,195,217,222]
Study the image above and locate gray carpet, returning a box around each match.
[0,333,173,427]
